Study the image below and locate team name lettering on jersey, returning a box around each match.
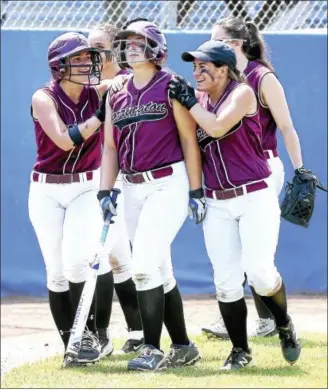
[197,127,215,151]
[112,101,168,130]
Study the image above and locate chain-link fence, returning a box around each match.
[1,0,327,31]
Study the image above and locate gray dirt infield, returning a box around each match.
[1,295,327,376]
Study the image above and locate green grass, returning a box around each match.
[2,333,327,389]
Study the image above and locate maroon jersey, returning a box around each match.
[99,68,131,144]
[197,80,271,190]
[109,70,184,174]
[244,60,277,151]
[32,81,102,174]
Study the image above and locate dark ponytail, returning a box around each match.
[213,60,246,83]
[231,67,247,83]
[215,17,274,72]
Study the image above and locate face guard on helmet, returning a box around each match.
[48,32,103,85]
[112,21,167,69]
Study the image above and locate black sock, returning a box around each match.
[250,285,275,320]
[115,278,142,331]
[48,290,73,348]
[218,298,249,352]
[164,285,189,346]
[69,281,97,334]
[259,281,290,327]
[96,271,114,330]
[137,285,164,350]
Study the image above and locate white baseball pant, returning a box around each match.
[203,182,282,302]
[104,176,133,284]
[122,161,189,293]
[28,169,111,292]
[265,151,285,196]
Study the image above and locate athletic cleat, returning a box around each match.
[163,341,201,368]
[77,330,101,363]
[277,320,301,365]
[128,344,165,371]
[114,330,144,355]
[201,317,230,340]
[251,318,278,337]
[220,347,254,371]
[98,328,114,359]
[120,337,144,354]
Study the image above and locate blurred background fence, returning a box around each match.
[1,0,327,31]
[1,1,327,296]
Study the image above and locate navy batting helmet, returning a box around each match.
[112,21,167,69]
[48,32,103,85]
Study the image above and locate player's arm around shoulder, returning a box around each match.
[213,84,256,136]
[189,84,255,138]
[172,98,202,191]
[32,88,105,151]
[100,95,119,191]
[97,73,132,96]
[32,89,74,151]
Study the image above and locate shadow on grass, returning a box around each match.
[205,335,328,349]
[249,337,327,349]
[77,362,308,378]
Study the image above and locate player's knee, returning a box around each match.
[133,272,162,291]
[215,285,244,303]
[163,276,176,294]
[248,272,282,296]
[63,266,87,284]
[47,274,69,292]
[112,261,132,284]
[97,256,111,276]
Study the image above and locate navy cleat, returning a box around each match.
[128,344,165,371]
[163,341,201,368]
[277,320,301,365]
[77,330,101,364]
[220,347,254,371]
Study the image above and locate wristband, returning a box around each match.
[189,188,204,199]
[68,124,84,146]
[97,190,111,201]
[294,166,305,175]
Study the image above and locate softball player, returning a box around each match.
[88,22,144,354]
[169,39,301,369]
[202,17,306,340]
[29,32,118,365]
[99,20,205,371]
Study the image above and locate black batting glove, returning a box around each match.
[188,188,207,224]
[168,75,198,111]
[97,189,119,222]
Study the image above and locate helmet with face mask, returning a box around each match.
[112,21,167,69]
[48,32,103,85]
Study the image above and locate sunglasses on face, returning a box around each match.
[214,38,246,43]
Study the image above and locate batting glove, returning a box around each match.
[168,75,198,111]
[188,188,207,224]
[97,189,120,222]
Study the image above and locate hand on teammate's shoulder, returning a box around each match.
[168,75,197,111]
